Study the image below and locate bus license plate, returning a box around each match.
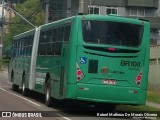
[103,80,116,85]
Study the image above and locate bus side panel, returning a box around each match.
[140,23,150,90]
[58,43,70,99]
[65,17,80,99]
[34,56,46,93]
[137,23,150,104]
[24,57,31,88]
[14,57,21,86]
[47,56,61,97]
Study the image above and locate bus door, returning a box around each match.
[59,43,69,96]
[59,24,71,97]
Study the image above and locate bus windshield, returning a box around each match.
[82,20,144,47]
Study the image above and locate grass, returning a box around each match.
[0,58,10,71]
[117,105,159,111]
[116,89,160,119]
[147,89,160,104]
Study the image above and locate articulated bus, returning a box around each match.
[8,14,150,111]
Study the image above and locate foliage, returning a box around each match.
[147,89,160,104]
[3,0,45,56]
[40,0,61,10]
[117,105,159,111]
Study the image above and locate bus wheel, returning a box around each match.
[45,80,52,107]
[95,103,116,112]
[11,76,19,91]
[12,84,19,91]
[22,75,29,96]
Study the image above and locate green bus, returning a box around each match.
[8,14,150,111]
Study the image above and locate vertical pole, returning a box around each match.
[67,0,71,17]
[45,0,49,24]
[0,0,5,70]
[78,0,85,14]
[89,0,91,14]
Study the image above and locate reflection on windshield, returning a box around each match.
[82,20,143,47]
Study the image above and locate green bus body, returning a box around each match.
[9,15,150,106]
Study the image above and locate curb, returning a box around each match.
[146,101,160,109]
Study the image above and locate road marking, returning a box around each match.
[0,86,10,88]
[0,87,41,107]
[7,81,12,84]
[56,113,71,120]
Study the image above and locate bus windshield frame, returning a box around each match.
[82,20,144,47]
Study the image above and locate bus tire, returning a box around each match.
[45,79,52,107]
[11,74,19,91]
[12,84,19,91]
[22,75,29,96]
[95,103,116,112]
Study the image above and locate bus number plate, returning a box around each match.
[103,80,116,85]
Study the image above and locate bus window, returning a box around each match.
[82,21,94,43]
[19,39,22,57]
[24,37,29,57]
[38,32,47,55]
[55,42,62,56]
[20,39,25,57]
[82,20,143,47]
[63,24,71,42]
[54,27,63,56]
[15,40,19,57]
[46,29,55,55]
[12,40,16,58]
[22,39,25,57]
[27,37,30,56]
[53,28,58,42]
[28,35,34,56]
[57,27,63,42]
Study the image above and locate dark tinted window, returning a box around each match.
[27,36,34,56]
[39,32,47,55]
[24,37,28,56]
[82,20,144,47]
[63,25,71,42]
[38,24,71,56]
[15,40,19,57]
[46,29,55,55]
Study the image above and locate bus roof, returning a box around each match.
[13,14,148,39]
[77,14,148,24]
[40,16,76,30]
[13,28,35,40]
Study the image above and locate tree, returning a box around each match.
[3,0,44,56]
[40,0,66,21]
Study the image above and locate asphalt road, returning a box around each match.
[0,71,137,120]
